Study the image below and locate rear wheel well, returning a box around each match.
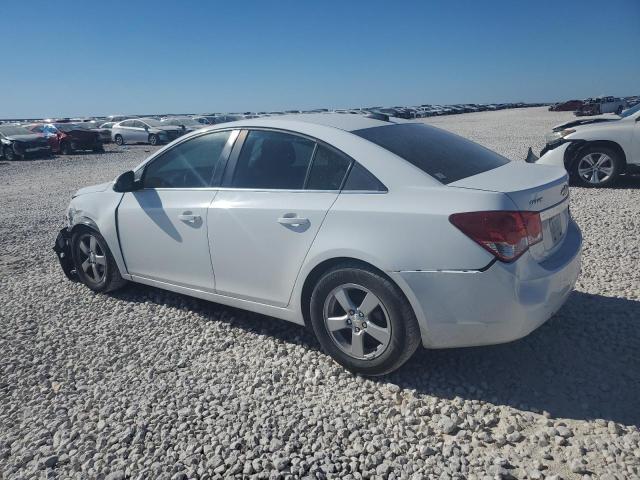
[569,140,627,171]
[300,257,409,328]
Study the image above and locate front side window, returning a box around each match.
[143,131,231,188]
[353,123,509,184]
[305,145,352,190]
[231,130,315,189]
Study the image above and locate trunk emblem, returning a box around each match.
[529,196,543,206]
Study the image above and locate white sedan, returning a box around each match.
[530,103,640,187]
[54,114,582,375]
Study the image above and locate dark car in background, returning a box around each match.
[0,125,51,160]
[27,123,103,154]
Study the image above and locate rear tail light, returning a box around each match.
[449,211,543,262]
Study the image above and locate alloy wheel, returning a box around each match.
[77,233,107,284]
[323,283,391,360]
[577,153,614,185]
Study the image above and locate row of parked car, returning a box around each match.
[548,95,639,116]
[0,101,554,159]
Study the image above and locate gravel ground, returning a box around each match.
[1,107,639,480]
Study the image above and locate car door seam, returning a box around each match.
[285,192,342,307]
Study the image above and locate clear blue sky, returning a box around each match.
[3,0,639,118]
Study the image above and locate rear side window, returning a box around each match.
[305,145,351,190]
[232,130,315,189]
[143,131,230,188]
[343,163,387,191]
[353,123,509,184]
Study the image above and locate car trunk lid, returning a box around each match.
[449,162,571,261]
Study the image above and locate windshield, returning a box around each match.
[163,118,200,127]
[619,103,640,118]
[353,123,509,184]
[139,118,163,127]
[0,126,33,136]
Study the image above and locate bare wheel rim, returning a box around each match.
[577,153,614,184]
[77,233,107,283]
[323,283,391,360]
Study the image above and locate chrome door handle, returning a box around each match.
[178,213,201,224]
[277,216,309,226]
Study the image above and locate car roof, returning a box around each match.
[215,113,411,133]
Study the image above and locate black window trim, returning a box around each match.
[219,127,387,193]
[138,128,240,190]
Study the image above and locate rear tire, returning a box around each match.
[71,228,127,293]
[571,145,623,188]
[309,263,420,376]
[114,134,124,146]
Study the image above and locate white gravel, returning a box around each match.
[1,108,639,480]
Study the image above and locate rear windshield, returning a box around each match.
[353,123,509,184]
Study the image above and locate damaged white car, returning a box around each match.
[527,103,640,187]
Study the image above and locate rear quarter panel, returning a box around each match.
[302,186,508,275]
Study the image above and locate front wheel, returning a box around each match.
[148,134,159,146]
[571,146,623,187]
[114,134,124,146]
[309,264,420,376]
[71,229,127,293]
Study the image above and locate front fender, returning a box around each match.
[67,190,128,278]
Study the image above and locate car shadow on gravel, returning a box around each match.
[389,291,640,426]
[110,285,639,425]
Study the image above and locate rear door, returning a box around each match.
[118,130,236,290]
[118,120,136,143]
[131,120,149,143]
[208,130,352,306]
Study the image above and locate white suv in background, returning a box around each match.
[531,103,640,187]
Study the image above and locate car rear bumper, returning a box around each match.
[397,220,582,348]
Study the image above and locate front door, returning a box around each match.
[117,130,234,290]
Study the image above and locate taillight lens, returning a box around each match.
[449,211,543,262]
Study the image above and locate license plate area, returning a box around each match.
[529,200,569,261]
[549,214,564,244]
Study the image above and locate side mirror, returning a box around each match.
[113,170,140,192]
[144,125,149,131]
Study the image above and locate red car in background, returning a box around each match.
[25,123,103,154]
[548,99,584,111]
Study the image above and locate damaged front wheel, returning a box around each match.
[70,228,127,293]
